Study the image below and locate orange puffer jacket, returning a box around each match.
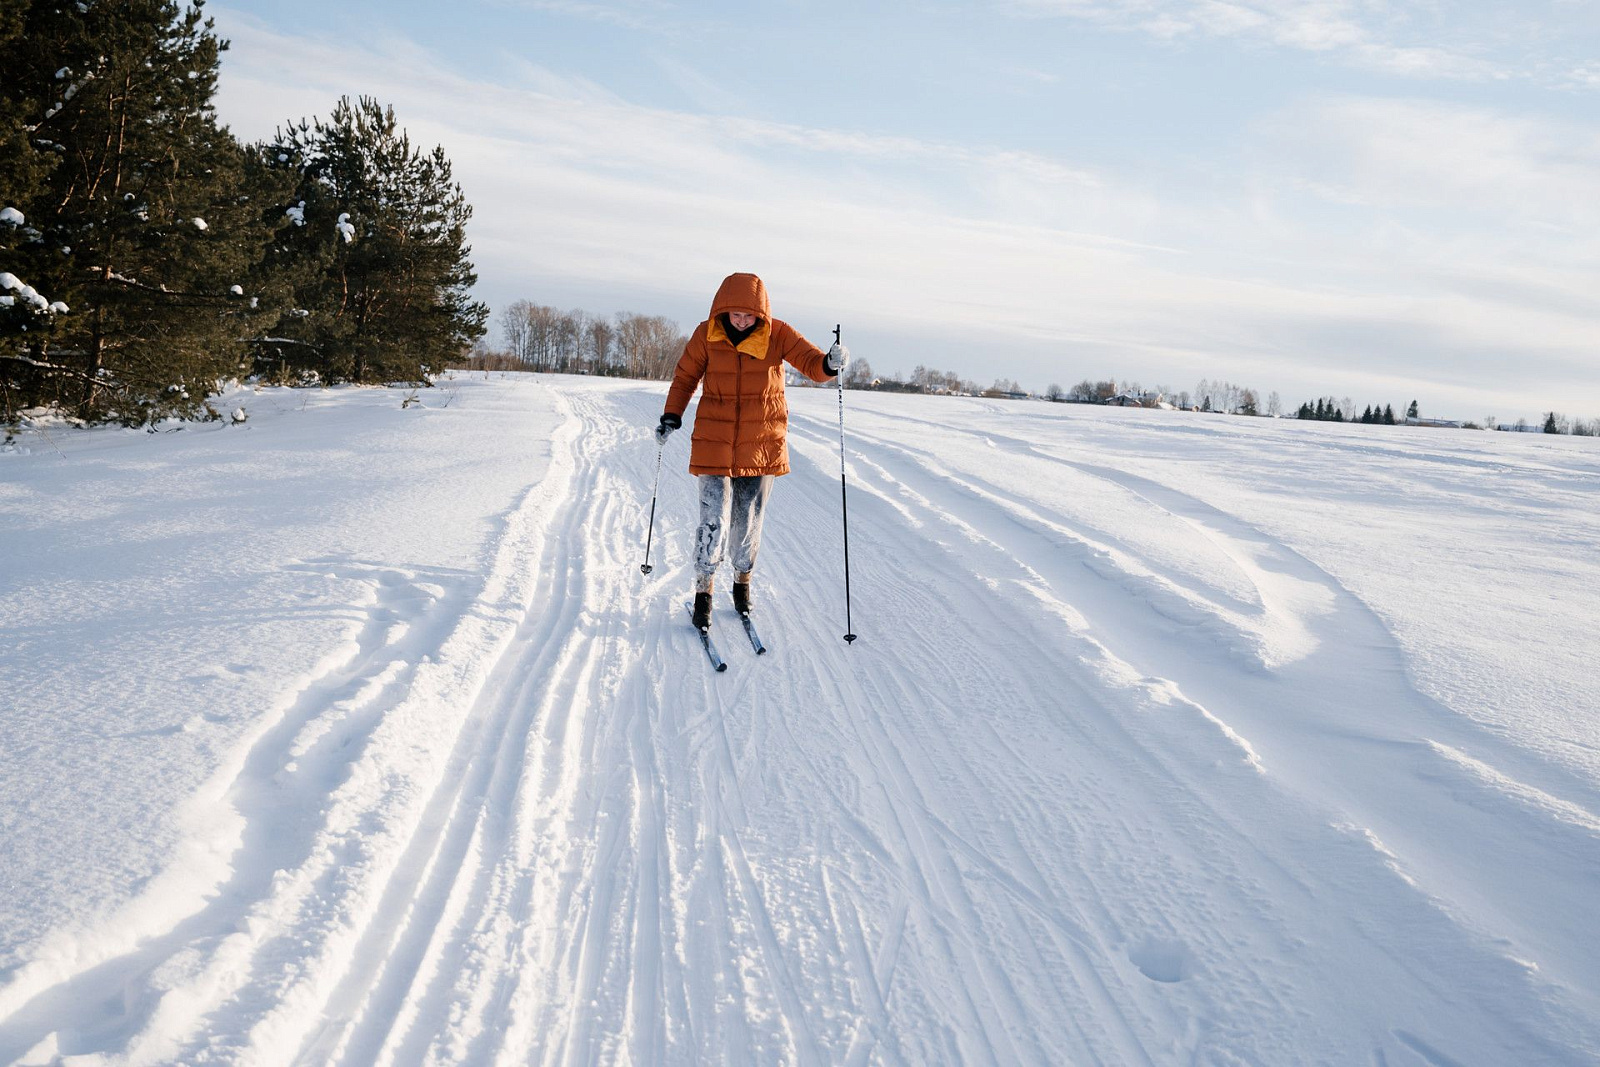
[665,273,835,477]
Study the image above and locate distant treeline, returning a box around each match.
[1534,413,1600,436]
[461,322,980,392]
[1294,398,1600,434]
[1045,378,1274,415]
[453,302,687,380]
[793,361,978,394]
[1296,398,1403,423]
[824,370,1600,438]
[1,3,485,426]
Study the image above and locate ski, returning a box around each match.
[686,602,727,672]
[739,613,767,655]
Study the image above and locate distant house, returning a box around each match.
[1106,391,1174,409]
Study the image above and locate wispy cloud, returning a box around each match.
[648,54,745,114]
[1255,95,1600,233]
[490,0,684,34]
[209,7,1600,415]
[1005,0,1537,82]
[1566,65,1600,90]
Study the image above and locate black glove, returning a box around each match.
[655,411,681,444]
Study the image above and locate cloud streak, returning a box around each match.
[1256,96,1600,233]
[210,6,1600,417]
[1004,0,1591,84]
[491,0,686,35]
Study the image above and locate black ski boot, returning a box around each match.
[692,590,713,631]
[731,578,766,653]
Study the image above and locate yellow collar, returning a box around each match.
[707,316,771,359]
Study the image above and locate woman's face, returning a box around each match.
[728,311,758,331]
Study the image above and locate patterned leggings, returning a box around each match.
[694,475,774,592]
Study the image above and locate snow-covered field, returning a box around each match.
[2,373,1598,1065]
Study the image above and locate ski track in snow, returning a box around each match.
[2,378,1599,1064]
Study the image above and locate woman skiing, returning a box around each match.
[654,272,848,631]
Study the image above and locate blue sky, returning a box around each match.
[210,1,1600,418]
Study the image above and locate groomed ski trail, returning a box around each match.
[2,378,1597,1065]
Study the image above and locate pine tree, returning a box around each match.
[1543,412,1561,434]
[1383,404,1396,425]
[1,3,77,418]
[1360,405,1373,423]
[262,97,487,385]
[0,5,59,421]
[1407,399,1419,420]
[2,0,281,423]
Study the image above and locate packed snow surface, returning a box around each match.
[2,374,1598,1064]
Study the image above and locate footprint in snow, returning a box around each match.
[1128,937,1195,983]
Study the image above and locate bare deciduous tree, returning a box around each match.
[613,313,686,379]
[500,301,534,366]
[584,317,615,374]
[843,357,874,388]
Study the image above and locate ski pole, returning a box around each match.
[835,324,858,644]
[641,440,664,574]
